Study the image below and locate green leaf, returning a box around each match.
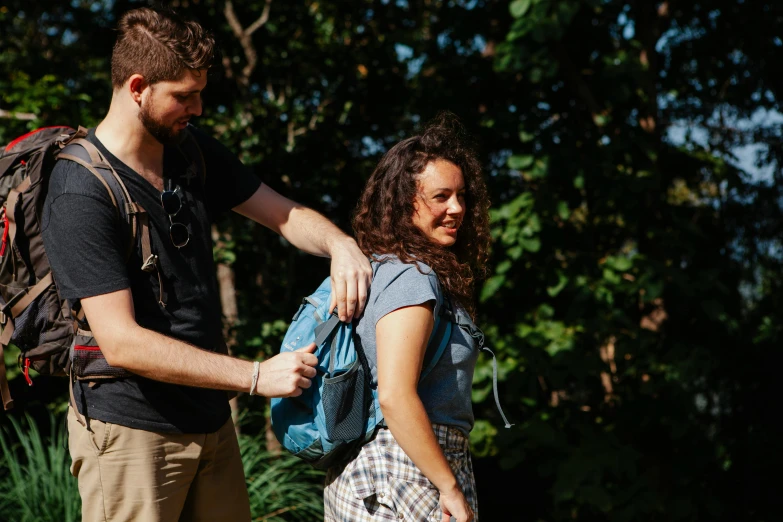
[507,245,523,260]
[537,304,555,319]
[497,259,513,274]
[520,237,541,252]
[509,0,532,18]
[507,154,534,170]
[602,268,621,285]
[605,256,632,271]
[481,275,506,302]
[519,130,535,143]
[557,200,570,220]
[547,272,569,297]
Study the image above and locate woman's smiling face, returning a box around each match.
[412,159,466,247]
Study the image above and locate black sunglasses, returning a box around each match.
[160,180,190,248]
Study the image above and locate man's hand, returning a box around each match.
[234,186,372,322]
[328,237,372,322]
[255,344,318,397]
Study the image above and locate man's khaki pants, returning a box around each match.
[68,408,251,522]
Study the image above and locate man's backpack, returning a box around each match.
[0,126,205,411]
[270,266,454,470]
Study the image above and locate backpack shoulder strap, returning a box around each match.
[57,135,166,306]
[421,293,453,379]
[57,133,139,259]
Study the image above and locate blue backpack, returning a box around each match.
[270,271,453,470]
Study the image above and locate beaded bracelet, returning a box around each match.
[249,360,260,396]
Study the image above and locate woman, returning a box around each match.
[324,114,491,522]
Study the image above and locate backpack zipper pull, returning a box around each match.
[0,209,9,258]
[22,357,33,386]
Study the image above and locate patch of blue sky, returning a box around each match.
[616,11,635,40]
[394,43,414,61]
[667,107,782,184]
[361,135,386,157]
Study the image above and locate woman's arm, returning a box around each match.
[376,303,473,522]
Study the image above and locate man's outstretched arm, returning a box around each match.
[233,183,373,321]
[80,288,318,396]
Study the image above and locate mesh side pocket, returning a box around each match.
[10,292,51,349]
[322,359,366,442]
[6,282,73,376]
[70,333,133,380]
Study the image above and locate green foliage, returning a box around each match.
[0,414,80,522]
[0,414,324,521]
[239,434,325,521]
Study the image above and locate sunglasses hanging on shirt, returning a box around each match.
[160,178,190,248]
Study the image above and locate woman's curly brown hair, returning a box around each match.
[353,113,491,316]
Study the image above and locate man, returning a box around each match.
[41,6,371,521]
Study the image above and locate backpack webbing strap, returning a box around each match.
[0,306,16,408]
[421,303,453,379]
[2,179,28,274]
[0,272,55,410]
[0,347,13,409]
[59,137,140,258]
[68,367,87,428]
[314,312,341,349]
[448,307,515,429]
[0,316,12,347]
[58,141,162,305]
[56,153,120,216]
[137,204,167,307]
[68,138,135,208]
[7,273,53,319]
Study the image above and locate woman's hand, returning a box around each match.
[439,485,473,522]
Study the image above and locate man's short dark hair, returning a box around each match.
[111,6,216,88]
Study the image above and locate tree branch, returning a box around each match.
[224,0,273,87]
[0,108,36,121]
[246,0,272,36]
[633,0,669,135]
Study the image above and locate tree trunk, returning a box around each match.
[212,224,241,434]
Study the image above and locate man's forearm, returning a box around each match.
[104,323,255,392]
[233,183,372,321]
[278,205,352,258]
[234,184,352,258]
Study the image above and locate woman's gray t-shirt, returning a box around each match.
[355,257,479,435]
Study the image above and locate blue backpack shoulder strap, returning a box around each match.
[314,312,341,347]
[421,283,453,379]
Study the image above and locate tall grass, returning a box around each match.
[240,433,325,521]
[0,413,325,521]
[0,414,80,522]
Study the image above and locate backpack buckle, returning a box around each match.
[0,311,6,325]
[124,202,139,215]
[141,254,158,272]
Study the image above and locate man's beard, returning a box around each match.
[138,103,184,145]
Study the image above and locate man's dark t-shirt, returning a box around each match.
[41,126,262,434]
